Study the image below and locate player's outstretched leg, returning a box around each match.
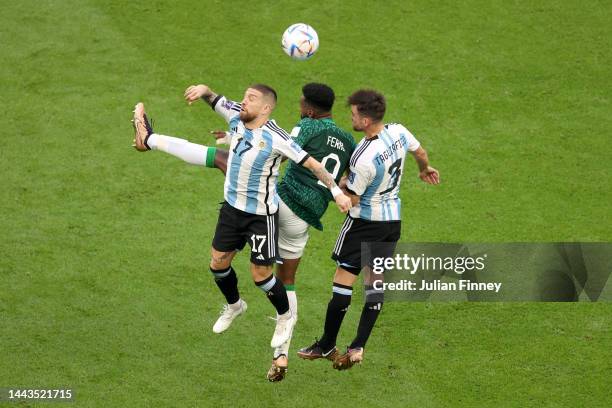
[132,102,154,151]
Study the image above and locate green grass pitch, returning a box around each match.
[1,0,611,406]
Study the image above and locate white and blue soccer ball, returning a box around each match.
[281,23,319,60]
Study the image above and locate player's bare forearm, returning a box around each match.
[412,146,430,172]
[304,158,338,190]
[214,149,229,175]
[302,156,352,212]
[201,90,218,106]
[411,146,440,185]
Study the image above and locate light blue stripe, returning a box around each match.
[259,276,276,292]
[396,199,401,219]
[380,128,403,221]
[379,131,393,221]
[272,192,279,209]
[211,269,231,278]
[333,286,353,296]
[360,159,385,220]
[338,261,357,269]
[381,129,397,162]
[226,126,249,207]
[381,190,390,221]
[245,130,273,213]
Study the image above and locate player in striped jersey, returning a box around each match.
[298,89,439,369]
[132,83,352,354]
[183,84,356,381]
[133,83,355,381]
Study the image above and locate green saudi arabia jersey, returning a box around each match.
[277,117,356,230]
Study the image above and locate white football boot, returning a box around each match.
[212,300,247,334]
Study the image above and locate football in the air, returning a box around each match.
[281,23,319,60]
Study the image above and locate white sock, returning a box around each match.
[274,290,297,358]
[148,133,209,166]
[287,290,298,320]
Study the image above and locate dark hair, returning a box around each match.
[347,89,386,122]
[250,83,277,104]
[302,82,335,112]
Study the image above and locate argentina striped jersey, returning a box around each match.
[345,123,420,221]
[212,95,310,215]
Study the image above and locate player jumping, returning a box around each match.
[132,83,355,381]
[132,84,352,357]
[297,89,440,370]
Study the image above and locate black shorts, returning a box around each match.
[331,215,401,275]
[212,201,279,266]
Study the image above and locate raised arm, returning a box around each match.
[184,84,218,106]
[184,84,241,124]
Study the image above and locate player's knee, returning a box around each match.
[250,263,273,282]
[210,256,230,270]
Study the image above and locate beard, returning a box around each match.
[352,123,364,131]
[239,109,257,122]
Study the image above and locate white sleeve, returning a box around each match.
[211,95,241,124]
[399,125,420,152]
[346,161,373,196]
[270,127,309,164]
[290,126,301,138]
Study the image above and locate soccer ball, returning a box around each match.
[281,23,319,60]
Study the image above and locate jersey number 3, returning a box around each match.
[379,158,402,195]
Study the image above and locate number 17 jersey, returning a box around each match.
[212,95,310,216]
[345,123,421,221]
